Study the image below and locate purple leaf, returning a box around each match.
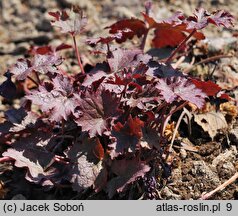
[10,59,31,80]
[146,62,184,78]
[109,116,144,158]
[32,54,62,74]
[0,73,17,99]
[186,8,234,30]
[65,135,103,192]
[106,157,150,198]
[49,6,87,36]
[208,10,235,28]
[82,71,107,88]
[10,53,62,80]
[156,76,207,108]
[74,88,121,137]
[2,131,59,185]
[108,48,142,72]
[26,75,76,121]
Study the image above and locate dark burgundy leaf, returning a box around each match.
[0,121,13,136]
[9,112,39,133]
[74,88,121,137]
[29,45,53,55]
[55,43,72,51]
[142,126,160,149]
[0,74,17,100]
[93,167,108,193]
[106,157,150,198]
[146,62,184,78]
[109,116,144,158]
[2,130,59,184]
[106,18,147,43]
[5,108,27,124]
[82,71,107,88]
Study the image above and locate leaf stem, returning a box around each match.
[184,54,233,73]
[168,108,191,152]
[140,29,149,51]
[72,36,85,74]
[162,101,189,134]
[165,29,196,64]
[0,156,13,163]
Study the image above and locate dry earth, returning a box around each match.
[0,0,238,199]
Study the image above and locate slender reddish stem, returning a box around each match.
[0,156,13,163]
[165,29,196,64]
[140,29,149,51]
[72,36,85,74]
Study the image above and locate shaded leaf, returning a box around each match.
[2,131,59,184]
[66,135,103,192]
[0,72,17,99]
[106,157,150,198]
[109,116,144,158]
[146,62,184,78]
[141,126,160,149]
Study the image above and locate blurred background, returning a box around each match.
[0,0,237,72]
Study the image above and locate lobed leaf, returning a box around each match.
[26,75,76,122]
[156,76,207,108]
[66,135,104,192]
[74,88,121,137]
[109,115,144,158]
[106,157,150,198]
[49,6,87,36]
[106,18,147,43]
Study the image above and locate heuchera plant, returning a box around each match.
[0,3,234,199]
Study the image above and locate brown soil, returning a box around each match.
[0,0,238,200]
